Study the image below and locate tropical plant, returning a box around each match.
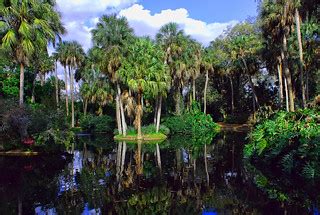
[1,0,64,106]
[118,38,168,139]
[91,14,134,136]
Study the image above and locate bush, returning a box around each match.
[164,102,220,137]
[80,114,114,133]
[0,98,73,151]
[244,108,320,181]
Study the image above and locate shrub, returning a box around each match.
[164,102,220,137]
[80,114,114,133]
[244,108,320,181]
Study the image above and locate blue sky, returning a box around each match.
[55,0,258,51]
[53,0,258,81]
[139,0,258,23]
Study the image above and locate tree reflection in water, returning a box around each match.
[0,133,317,214]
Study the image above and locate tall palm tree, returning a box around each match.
[1,0,64,106]
[52,52,60,108]
[91,14,134,136]
[187,39,202,102]
[55,42,70,116]
[156,23,189,115]
[259,0,295,111]
[118,38,167,139]
[65,41,85,127]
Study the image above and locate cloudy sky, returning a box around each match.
[55,0,258,51]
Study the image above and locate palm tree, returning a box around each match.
[1,0,64,106]
[91,14,134,136]
[65,41,85,127]
[156,23,189,115]
[52,52,60,108]
[259,0,295,111]
[187,39,202,103]
[55,42,70,116]
[118,38,167,139]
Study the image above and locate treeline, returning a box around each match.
[1,0,319,135]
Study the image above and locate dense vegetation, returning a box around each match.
[0,0,319,213]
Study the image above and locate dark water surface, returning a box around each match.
[0,132,316,214]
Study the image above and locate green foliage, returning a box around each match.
[114,124,170,136]
[80,114,114,133]
[244,108,320,181]
[164,102,220,137]
[0,72,19,97]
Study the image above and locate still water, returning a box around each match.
[0,132,316,214]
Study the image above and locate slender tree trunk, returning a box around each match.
[156,95,162,133]
[295,8,306,108]
[117,83,127,136]
[121,142,127,173]
[69,66,75,128]
[281,34,295,112]
[306,70,309,101]
[31,73,36,103]
[40,73,45,86]
[277,61,284,108]
[284,77,289,112]
[154,96,158,125]
[135,141,142,175]
[192,78,196,101]
[175,89,181,115]
[55,61,59,108]
[204,144,209,186]
[229,76,234,113]
[19,63,24,107]
[116,92,123,135]
[156,144,162,172]
[136,90,143,140]
[204,70,209,114]
[64,65,69,116]
[241,57,259,108]
[116,142,122,181]
[84,98,88,116]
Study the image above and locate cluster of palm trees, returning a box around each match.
[1,0,318,134]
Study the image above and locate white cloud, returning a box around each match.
[55,0,138,51]
[119,4,238,46]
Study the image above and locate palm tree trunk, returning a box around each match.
[229,76,234,113]
[281,34,295,112]
[241,57,259,108]
[84,98,88,116]
[295,8,306,108]
[154,96,158,125]
[19,63,24,107]
[116,142,122,181]
[277,61,284,108]
[69,66,75,128]
[156,144,162,172]
[116,93,123,135]
[40,73,45,86]
[121,141,127,174]
[136,90,143,140]
[117,83,127,136]
[284,76,289,112]
[175,89,181,115]
[204,70,209,114]
[204,144,209,186]
[31,73,36,103]
[192,77,196,101]
[64,65,69,116]
[156,95,162,133]
[55,61,59,108]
